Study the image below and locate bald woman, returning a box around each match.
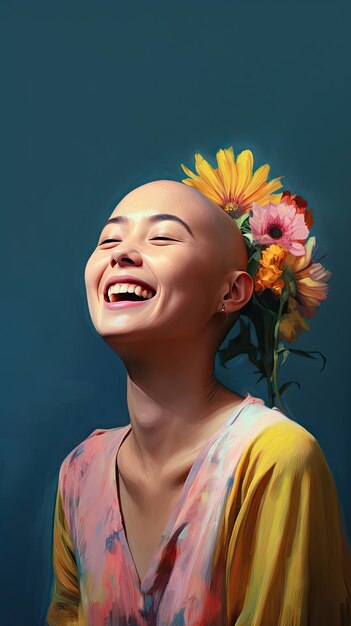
[46,181,351,626]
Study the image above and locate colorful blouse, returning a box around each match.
[46,393,351,625]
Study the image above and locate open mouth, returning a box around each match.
[104,284,157,304]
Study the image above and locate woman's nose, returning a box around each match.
[110,246,143,268]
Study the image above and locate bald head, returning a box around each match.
[86,178,252,351]
[115,180,248,273]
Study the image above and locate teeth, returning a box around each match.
[107,282,155,301]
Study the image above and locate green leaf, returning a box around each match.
[280,350,290,366]
[247,259,258,277]
[255,372,266,383]
[218,318,253,367]
[279,380,301,395]
[243,233,254,246]
[276,348,326,372]
[219,318,265,376]
[235,213,250,229]
[252,248,262,260]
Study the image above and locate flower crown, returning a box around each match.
[180,146,332,411]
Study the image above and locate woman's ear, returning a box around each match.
[223,271,254,313]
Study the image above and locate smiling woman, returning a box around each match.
[46,179,351,626]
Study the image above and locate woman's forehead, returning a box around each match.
[103,180,246,269]
[108,180,221,233]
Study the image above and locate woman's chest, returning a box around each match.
[117,473,184,583]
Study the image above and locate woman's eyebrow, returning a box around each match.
[104,213,195,238]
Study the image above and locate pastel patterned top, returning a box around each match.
[46,393,351,625]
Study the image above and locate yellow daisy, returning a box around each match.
[181,146,284,219]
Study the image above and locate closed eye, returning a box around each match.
[100,239,121,244]
[151,236,178,241]
[99,236,178,245]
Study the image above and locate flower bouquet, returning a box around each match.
[181,147,332,410]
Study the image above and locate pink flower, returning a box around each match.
[249,201,310,256]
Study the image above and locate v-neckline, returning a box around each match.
[110,392,259,592]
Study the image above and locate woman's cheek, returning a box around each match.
[85,251,105,290]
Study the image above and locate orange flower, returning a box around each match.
[254,244,287,296]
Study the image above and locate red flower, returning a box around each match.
[282,190,314,230]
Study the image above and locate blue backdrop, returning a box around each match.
[1,1,350,623]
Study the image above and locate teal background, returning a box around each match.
[1,1,350,623]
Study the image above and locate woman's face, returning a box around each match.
[84,180,248,349]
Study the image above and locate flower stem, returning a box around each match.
[266,376,274,408]
[272,292,288,411]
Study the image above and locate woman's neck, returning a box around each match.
[120,341,243,472]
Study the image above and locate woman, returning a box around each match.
[46,179,351,625]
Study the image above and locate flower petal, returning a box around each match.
[244,164,270,197]
[285,241,307,256]
[216,147,237,200]
[181,162,198,180]
[235,150,254,199]
[194,153,225,200]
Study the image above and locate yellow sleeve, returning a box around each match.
[224,421,351,626]
[46,471,82,626]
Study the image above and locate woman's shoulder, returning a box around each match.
[230,396,322,471]
[58,425,126,480]
[238,410,329,481]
